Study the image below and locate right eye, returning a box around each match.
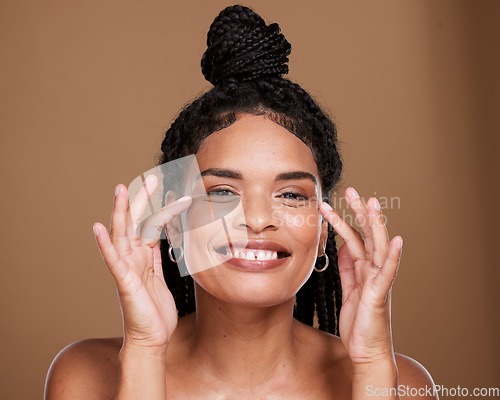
[207,188,236,196]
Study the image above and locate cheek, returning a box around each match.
[183,224,218,275]
[281,209,322,252]
[182,211,247,275]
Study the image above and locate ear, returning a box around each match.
[317,218,329,256]
[164,190,184,248]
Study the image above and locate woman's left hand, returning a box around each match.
[319,187,403,368]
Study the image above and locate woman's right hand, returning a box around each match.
[92,174,192,348]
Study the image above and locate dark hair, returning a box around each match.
[157,5,343,335]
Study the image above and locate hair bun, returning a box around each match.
[201,5,292,85]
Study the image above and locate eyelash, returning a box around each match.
[207,188,235,196]
[280,191,309,201]
[207,187,309,201]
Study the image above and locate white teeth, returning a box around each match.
[223,248,279,261]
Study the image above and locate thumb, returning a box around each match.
[152,243,163,277]
[337,243,357,304]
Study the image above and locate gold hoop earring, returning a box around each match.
[168,245,184,263]
[314,253,329,272]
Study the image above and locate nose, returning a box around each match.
[235,192,280,233]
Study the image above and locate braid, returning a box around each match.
[318,224,342,335]
[160,241,194,316]
[293,225,341,335]
[202,5,291,85]
[158,5,343,334]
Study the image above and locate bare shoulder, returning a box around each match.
[293,322,437,399]
[293,319,348,362]
[395,353,438,399]
[293,321,353,397]
[45,337,123,400]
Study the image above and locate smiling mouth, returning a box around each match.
[215,246,290,261]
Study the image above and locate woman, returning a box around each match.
[45,5,437,399]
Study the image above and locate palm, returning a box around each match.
[93,175,192,347]
[337,253,393,363]
[114,243,178,346]
[320,188,402,365]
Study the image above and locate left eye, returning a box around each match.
[280,192,308,201]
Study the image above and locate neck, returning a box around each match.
[185,282,300,388]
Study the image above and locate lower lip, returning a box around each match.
[215,250,290,271]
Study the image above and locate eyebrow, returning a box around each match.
[198,168,318,186]
[275,171,318,186]
[200,168,242,180]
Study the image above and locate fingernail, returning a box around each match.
[350,187,360,198]
[397,236,403,249]
[177,195,191,202]
[115,185,121,196]
[322,202,333,212]
[373,198,381,211]
[169,196,192,214]
[145,174,156,184]
[93,224,99,237]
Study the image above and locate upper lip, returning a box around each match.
[214,239,291,255]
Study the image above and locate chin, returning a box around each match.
[191,261,311,308]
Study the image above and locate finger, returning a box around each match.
[128,174,159,241]
[93,222,129,282]
[337,243,358,304]
[345,187,375,259]
[140,196,192,248]
[152,242,164,277]
[372,236,403,298]
[319,202,366,262]
[109,184,133,256]
[367,197,390,266]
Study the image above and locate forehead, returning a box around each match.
[195,114,319,179]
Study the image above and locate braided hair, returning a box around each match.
[157,5,343,335]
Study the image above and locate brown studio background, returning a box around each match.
[1,0,499,398]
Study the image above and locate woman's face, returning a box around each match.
[182,113,327,307]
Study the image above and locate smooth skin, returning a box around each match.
[45,114,437,400]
